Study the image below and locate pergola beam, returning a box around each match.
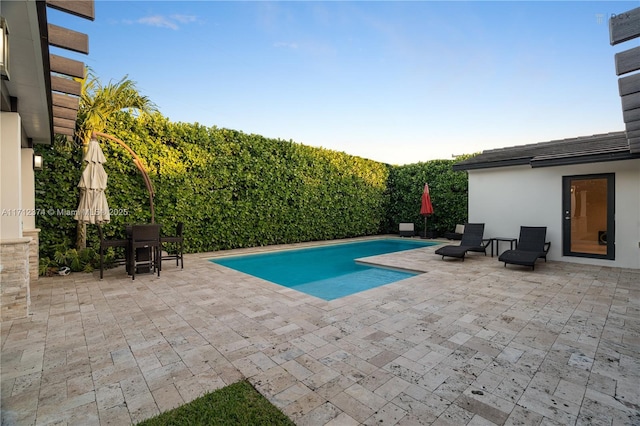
[46,0,95,21]
[50,54,84,79]
[48,24,89,55]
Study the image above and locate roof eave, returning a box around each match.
[453,151,639,171]
[37,0,54,144]
[452,158,532,171]
[530,151,640,168]
[1,0,52,145]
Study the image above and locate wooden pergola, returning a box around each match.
[45,0,95,141]
[610,6,640,154]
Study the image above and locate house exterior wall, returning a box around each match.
[1,112,33,319]
[1,112,23,239]
[467,159,640,269]
[23,229,39,282]
[0,238,31,320]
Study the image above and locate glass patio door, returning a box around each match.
[562,174,615,260]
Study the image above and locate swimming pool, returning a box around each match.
[210,239,435,300]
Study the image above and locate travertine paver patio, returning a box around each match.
[1,237,639,425]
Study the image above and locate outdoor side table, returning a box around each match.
[491,237,518,257]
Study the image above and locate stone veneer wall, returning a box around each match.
[1,238,31,321]
[22,229,40,282]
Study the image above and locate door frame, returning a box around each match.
[562,173,615,260]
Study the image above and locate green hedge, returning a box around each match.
[34,139,84,257]
[385,159,472,236]
[36,113,391,257]
[35,112,471,258]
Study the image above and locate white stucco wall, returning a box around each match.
[0,112,24,239]
[468,159,640,269]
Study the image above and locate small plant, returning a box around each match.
[40,247,102,276]
[39,257,56,277]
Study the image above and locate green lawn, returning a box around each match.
[136,380,295,426]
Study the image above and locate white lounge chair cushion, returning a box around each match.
[399,223,414,232]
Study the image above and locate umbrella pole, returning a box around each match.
[424,216,427,238]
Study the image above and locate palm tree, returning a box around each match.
[75,69,157,249]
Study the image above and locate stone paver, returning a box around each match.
[1,237,639,425]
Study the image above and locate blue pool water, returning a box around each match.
[210,239,435,300]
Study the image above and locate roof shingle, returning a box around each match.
[453,131,638,171]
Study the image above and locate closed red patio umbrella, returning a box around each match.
[420,183,434,238]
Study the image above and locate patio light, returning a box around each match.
[33,154,43,171]
[0,17,9,80]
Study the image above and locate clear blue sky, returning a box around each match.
[50,1,638,165]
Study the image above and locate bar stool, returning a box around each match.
[130,224,161,280]
[161,222,184,269]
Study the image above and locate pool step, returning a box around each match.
[293,267,417,300]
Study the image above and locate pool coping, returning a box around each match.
[203,234,444,261]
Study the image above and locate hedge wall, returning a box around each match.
[35,112,391,257]
[34,139,84,257]
[385,159,472,236]
[35,112,471,259]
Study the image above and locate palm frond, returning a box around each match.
[76,70,157,145]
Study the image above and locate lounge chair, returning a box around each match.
[399,223,415,237]
[498,226,551,270]
[444,224,464,240]
[434,223,490,261]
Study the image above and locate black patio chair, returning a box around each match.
[498,226,551,271]
[130,224,161,280]
[161,222,184,269]
[97,225,129,280]
[434,223,490,261]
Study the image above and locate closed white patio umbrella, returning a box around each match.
[75,138,110,224]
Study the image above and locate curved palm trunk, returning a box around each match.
[94,131,155,223]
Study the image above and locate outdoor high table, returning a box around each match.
[490,237,518,257]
